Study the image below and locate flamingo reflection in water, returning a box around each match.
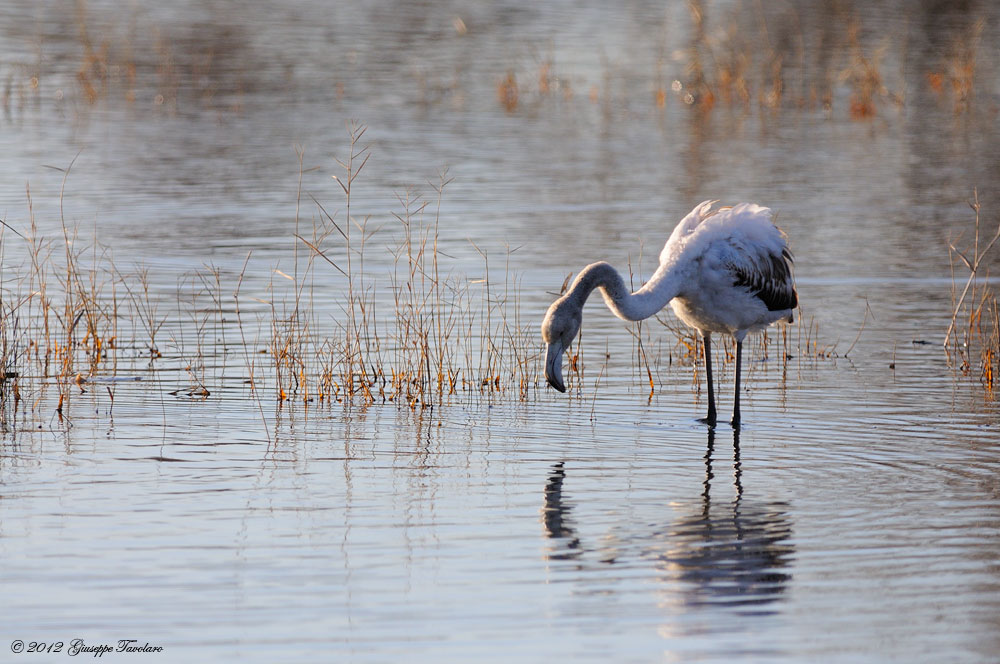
[540,429,793,612]
[541,462,583,562]
[652,429,794,614]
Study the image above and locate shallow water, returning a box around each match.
[2,1,1000,662]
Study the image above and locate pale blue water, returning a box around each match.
[2,1,1000,662]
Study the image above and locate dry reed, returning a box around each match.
[947,190,1000,394]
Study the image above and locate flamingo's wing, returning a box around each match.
[660,200,718,264]
[731,246,798,312]
[712,203,798,313]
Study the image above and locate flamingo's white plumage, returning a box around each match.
[541,200,797,426]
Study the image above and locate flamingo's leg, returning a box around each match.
[700,332,717,426]
[731,339,742,428]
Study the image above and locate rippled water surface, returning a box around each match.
[2,1,1000,662]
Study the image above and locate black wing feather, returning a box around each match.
[732,249,798,312]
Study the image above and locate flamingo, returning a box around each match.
[541,200,797,427]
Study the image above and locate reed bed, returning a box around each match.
[947,190,1000,395]
[0,120,866,435]
[7,162,988,427]
[0,125,550,425]
[0,127,834,427]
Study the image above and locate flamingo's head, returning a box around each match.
[541,296,582,393]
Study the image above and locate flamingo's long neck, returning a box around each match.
[565,261,684,322]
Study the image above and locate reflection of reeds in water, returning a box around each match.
[1,3,988,124]
[491,4,986,123]
[0,1,253,118]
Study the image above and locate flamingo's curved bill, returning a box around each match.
[545,342,566,393]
